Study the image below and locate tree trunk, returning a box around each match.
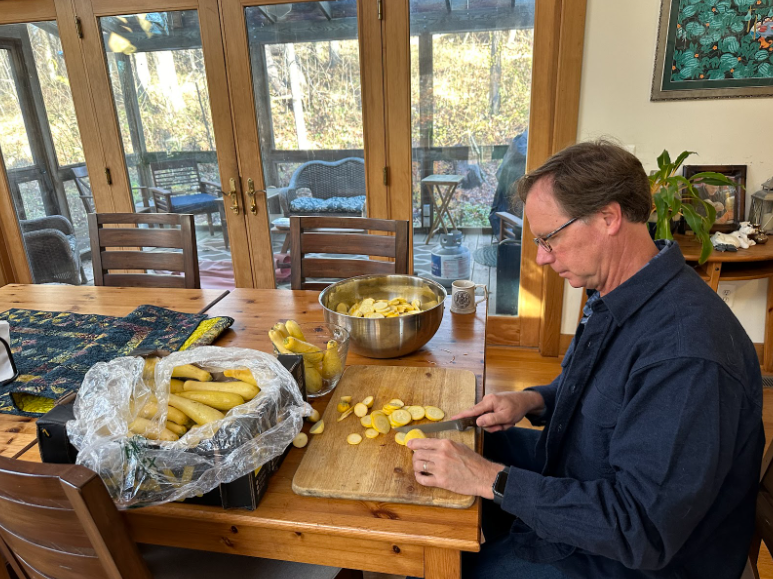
[286,44,309,149]
[489,31,502,117]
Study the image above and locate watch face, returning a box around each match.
[494,468,508,495]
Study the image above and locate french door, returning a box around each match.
[70,0,254,288]
[220,0,386,288]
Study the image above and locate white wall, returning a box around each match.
[562,0,773,342]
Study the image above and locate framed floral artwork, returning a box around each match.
[652,0,773,101]
[683,164,747,232]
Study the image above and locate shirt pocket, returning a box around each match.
[579,383,621,428]
[571,385,622,480]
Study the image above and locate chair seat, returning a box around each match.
[290,195,365,215]
[170,193,220,214]
[141,544,341,579]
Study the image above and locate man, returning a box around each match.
[407,140,763,578]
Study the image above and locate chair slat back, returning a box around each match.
[150,160,202,194]
[88,212,200,289]
[0,456,151,579]
[290,216,409,290]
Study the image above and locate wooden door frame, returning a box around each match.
[220,0,387,288]
[381,0,587,355]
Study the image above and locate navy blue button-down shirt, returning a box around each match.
[501,240,764,578]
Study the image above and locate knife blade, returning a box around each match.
[394,416,478,434]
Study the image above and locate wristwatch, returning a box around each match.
[492,466,510,506]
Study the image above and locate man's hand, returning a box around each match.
[451,391,545,432]
[407,437,504,498]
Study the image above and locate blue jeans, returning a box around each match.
[458,428,568,578]
[412,428,570,578]
[462,535,570,578]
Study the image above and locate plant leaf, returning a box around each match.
[681,204,714,264]
[672,151,695,171]
[691,171,741,189]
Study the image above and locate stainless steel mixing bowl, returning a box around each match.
[318,274,447,358]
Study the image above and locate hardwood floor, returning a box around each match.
[485,345,773,577]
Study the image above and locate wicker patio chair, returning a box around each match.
[277,157,367,218]
[19,215,86,285]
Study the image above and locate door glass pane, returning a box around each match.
[0,23,92,285]
[410,2,534,315]
[99,11,234,289]
[244,2,366,288]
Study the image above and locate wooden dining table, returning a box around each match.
[0,284,487,578]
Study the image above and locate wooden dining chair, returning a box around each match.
[0,455,350,579]
[88,212,200,289]
[746,442,773,578]
[289,216,410,290]
[0,454,152,579]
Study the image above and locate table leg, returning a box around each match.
[425,547,461,579]
[281,233,291,253]
[436,184,459,231]
[765,277,773,373]
[426,185,447,244]
[707,261,722,292]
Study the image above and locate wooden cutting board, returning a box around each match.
[292,365,477,508]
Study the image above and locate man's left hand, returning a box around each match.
[407,438,504,499]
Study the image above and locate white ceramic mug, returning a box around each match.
[451,280,488,314]
[0,321,18,385]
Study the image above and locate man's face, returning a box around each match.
[524,178,603,289]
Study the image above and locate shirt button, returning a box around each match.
[571,386,576,393]
[557,424,563,433]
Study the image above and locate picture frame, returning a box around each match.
[652,0,773,101]
[683,165,747,233]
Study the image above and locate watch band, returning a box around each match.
[492,466,510,506]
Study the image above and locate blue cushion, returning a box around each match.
[170,193,219,214]
[290,195,365,214]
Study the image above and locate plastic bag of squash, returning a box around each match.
[66,346,311,508]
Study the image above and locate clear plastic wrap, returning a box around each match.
[66,346,311,509]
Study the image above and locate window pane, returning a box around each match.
[244,2,367,288]
[99,11,234,289]
[27,25,85,166]
[0,49,34,169]
[410,5,534,316]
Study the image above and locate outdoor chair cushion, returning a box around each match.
[169,193,219,214]
[289,195,366,214]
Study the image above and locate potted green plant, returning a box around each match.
[650,150,740,264]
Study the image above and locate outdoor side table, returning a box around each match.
[422,174,464,244]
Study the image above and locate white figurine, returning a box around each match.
[712,222,756,249]
[730,221,756,249]
[711,231,741,248]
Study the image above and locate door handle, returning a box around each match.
[227,178,239,214]
[246,178,265,216]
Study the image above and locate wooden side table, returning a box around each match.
[675,234,773,371]
[421,174,464,244]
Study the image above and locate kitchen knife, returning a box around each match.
[394,415,478,434]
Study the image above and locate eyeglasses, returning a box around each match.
[533,217,578,252]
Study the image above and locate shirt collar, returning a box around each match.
[593,239,686,326]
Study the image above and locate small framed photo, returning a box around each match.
[683,165,747,233]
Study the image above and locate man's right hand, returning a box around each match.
[451,391,546,432]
